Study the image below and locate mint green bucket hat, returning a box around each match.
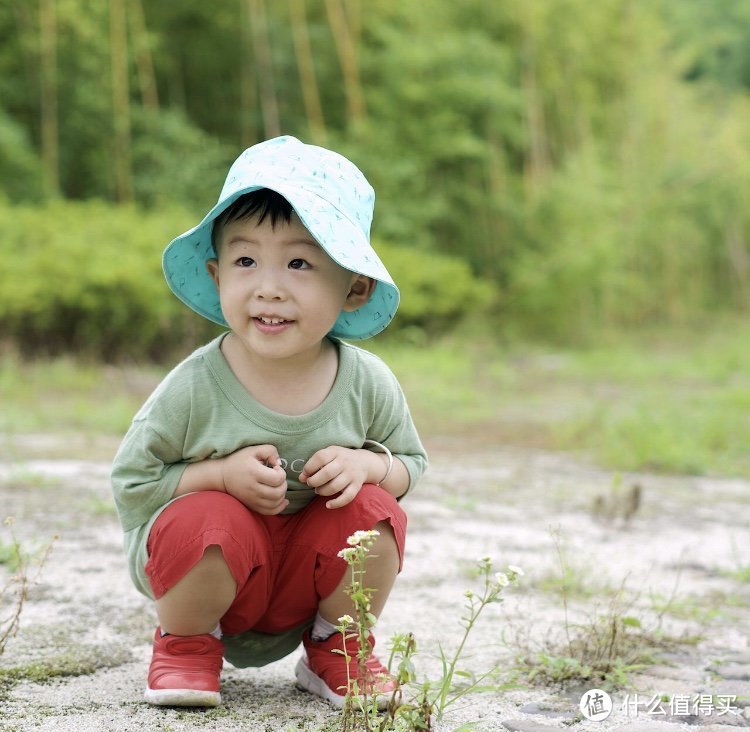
[163,135,399,340]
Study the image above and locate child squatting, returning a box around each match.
[110,135,428,709]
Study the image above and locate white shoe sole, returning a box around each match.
[295,656,347,708]
[144,686,221,707]
[294,656,390,710]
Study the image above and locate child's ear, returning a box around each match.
[206,259,220,288]
[343,275,376,311]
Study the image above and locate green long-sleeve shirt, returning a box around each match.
[110,333,427,666]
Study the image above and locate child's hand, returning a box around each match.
[221,444,288,515]
[299,446,372,509]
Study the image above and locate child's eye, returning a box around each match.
[236,256,256,268]
[289,259,311,270]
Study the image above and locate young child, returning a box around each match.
[110,135,427,709]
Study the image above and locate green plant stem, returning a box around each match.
[435,570,496,718]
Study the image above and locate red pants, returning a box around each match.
[145,484,406,636]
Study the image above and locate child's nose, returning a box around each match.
[255,267,287,299]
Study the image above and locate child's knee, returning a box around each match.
[146,492,271,598]
[372,519,396,545]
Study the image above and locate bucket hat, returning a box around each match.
[163,135,399,340]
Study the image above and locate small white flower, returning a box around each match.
[508,565,525,577]
[337,548,357,561]
[346,529,380,546]
[338,614,355,625]
[494,572,510,587]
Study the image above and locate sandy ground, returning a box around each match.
[1,434,749,731]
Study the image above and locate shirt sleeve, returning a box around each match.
[110,418,189,532]
[364,356,428,496]
[110,362,195,532]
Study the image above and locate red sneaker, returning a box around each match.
[295,629,397,709]
[144,628,224,707]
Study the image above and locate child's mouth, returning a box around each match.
[254,316,293,333]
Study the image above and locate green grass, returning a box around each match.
[2,318,750,478]
[0,644,131,701]
[371,318,750,478]
[0,355,161,437]
[545,321,750,476]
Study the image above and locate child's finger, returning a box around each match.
[299,446,342,482]
[302,458,343,488]
[255,497,289,515]
[253,443,281,467]
[324,484,358,509]
[264,464,287,487]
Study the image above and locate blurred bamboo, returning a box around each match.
[39,0,59,197]
[128,0,159,111]
[324,0,366,123]
[519,3,549,196]
[248,0,280,139]
[110,0,133,202]
[344,0,361,53]
[240,0,258,147]
[289,0,327,145]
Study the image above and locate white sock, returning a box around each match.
[160,624,222,639]
[310,613,339,642]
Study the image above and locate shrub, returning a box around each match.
[0,201,496,361]
[0,200,219,360]
[376,241,496,336]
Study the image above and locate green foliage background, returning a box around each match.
[1,0,750,358]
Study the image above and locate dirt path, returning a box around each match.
[1,436,749,731]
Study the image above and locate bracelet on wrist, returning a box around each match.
[363,439,393,486]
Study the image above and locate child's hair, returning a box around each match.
[211,188,294,252]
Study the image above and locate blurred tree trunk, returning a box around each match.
[110,0,133,201]
[240,0,258,147]
[344,0,361,58]
[39,0,59,197]
[485,125,508,280]
[324,0,366,123]
[248,0,280,139]
[726,217,750,309]
[289,0,327,145]
[129,0,159,111]
[519,4,549,197]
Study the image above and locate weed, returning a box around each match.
[512,533,685,690]
[79,496,117,516]
[334,531,522,731]
[0,539,23,572]
[0,643,132,701]
[0,468,62,491]
[0,517,57,658]
[518,612,657,688]
[651,589,744,624]
[726,566,750,583]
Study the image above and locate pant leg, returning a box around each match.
[252,483,407,634]
[145,491,274,634]
[145,486,408,638]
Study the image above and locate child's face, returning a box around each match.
[207,213,374,362]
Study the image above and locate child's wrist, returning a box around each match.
[217,456,230,494]
[362,439,393,486]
